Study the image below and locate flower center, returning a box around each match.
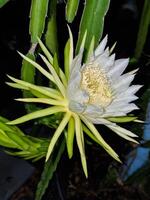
[80,64,112,107]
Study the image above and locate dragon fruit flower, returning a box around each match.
[7,30,141,177]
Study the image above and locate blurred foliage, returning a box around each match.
[0,0,10,8]
[134,0,150,60]
[0,116,49,161]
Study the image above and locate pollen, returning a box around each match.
[81,63,112,107]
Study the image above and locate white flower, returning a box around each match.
[67,35,142,140]
[7,31,142,177]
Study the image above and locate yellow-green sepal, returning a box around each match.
[66,117,75,159]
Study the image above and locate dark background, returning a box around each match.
[0,0,150,200]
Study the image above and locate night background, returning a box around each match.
[0,0,150,199]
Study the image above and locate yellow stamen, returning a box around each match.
[81,63,112,107]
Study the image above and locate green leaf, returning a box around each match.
[134,0,150,60]
[35,139,65,200]
[66,0,79,23]
[5,131,29,150]
[45,0,58,55]
[76,0,110,54]
[0,130,19,148]
[29,0,49,43]
[0,116,24,136]
[0,0,10,8]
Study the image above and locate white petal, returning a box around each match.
[98,118,138,138]
[68,88,89,105]
[69,100,85,113]
[101,111,126,117]
[93,48,109,69]
[67,72,81,100]
[113,74,135,92]
[109,124,138,137]
[107,124,138,143]
[114,95,138,103]
[83,104,104,118]
[119,104,139,113]
[95,35,108,56]
[124,85,142,95]
[104,54,116,69]
[108,58,129,78]
[70,50,82,75]
[107,103,139,114]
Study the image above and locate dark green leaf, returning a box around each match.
[45,0,58,55]
[0,0,10,8]
[76,0,110,54]
[66,0,79,23]
[21,52,37,113]
[35,139,65,200]
[134,0,150,60]
[29,0,49,43]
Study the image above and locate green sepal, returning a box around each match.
[107,116,138,123]
[64,26,74,81]
[66,117,75,158]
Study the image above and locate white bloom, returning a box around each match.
[67,35,141,140]
[7,33,142,177]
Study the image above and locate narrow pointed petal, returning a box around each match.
[67,117,75,159]
[108,58,129,77]
[107,125,139,143]
[100,118,138,137]
[40,55,66,97]
[7,75,62,100]
[7,106,65,125]
[95,35,108,56]
[15,98,64,106]
[74,114,88,177]
[46,112,71,161]
[18,52,55,83]
[81,116,121,162]
[69,101,86,113]
[114,74,135,92]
